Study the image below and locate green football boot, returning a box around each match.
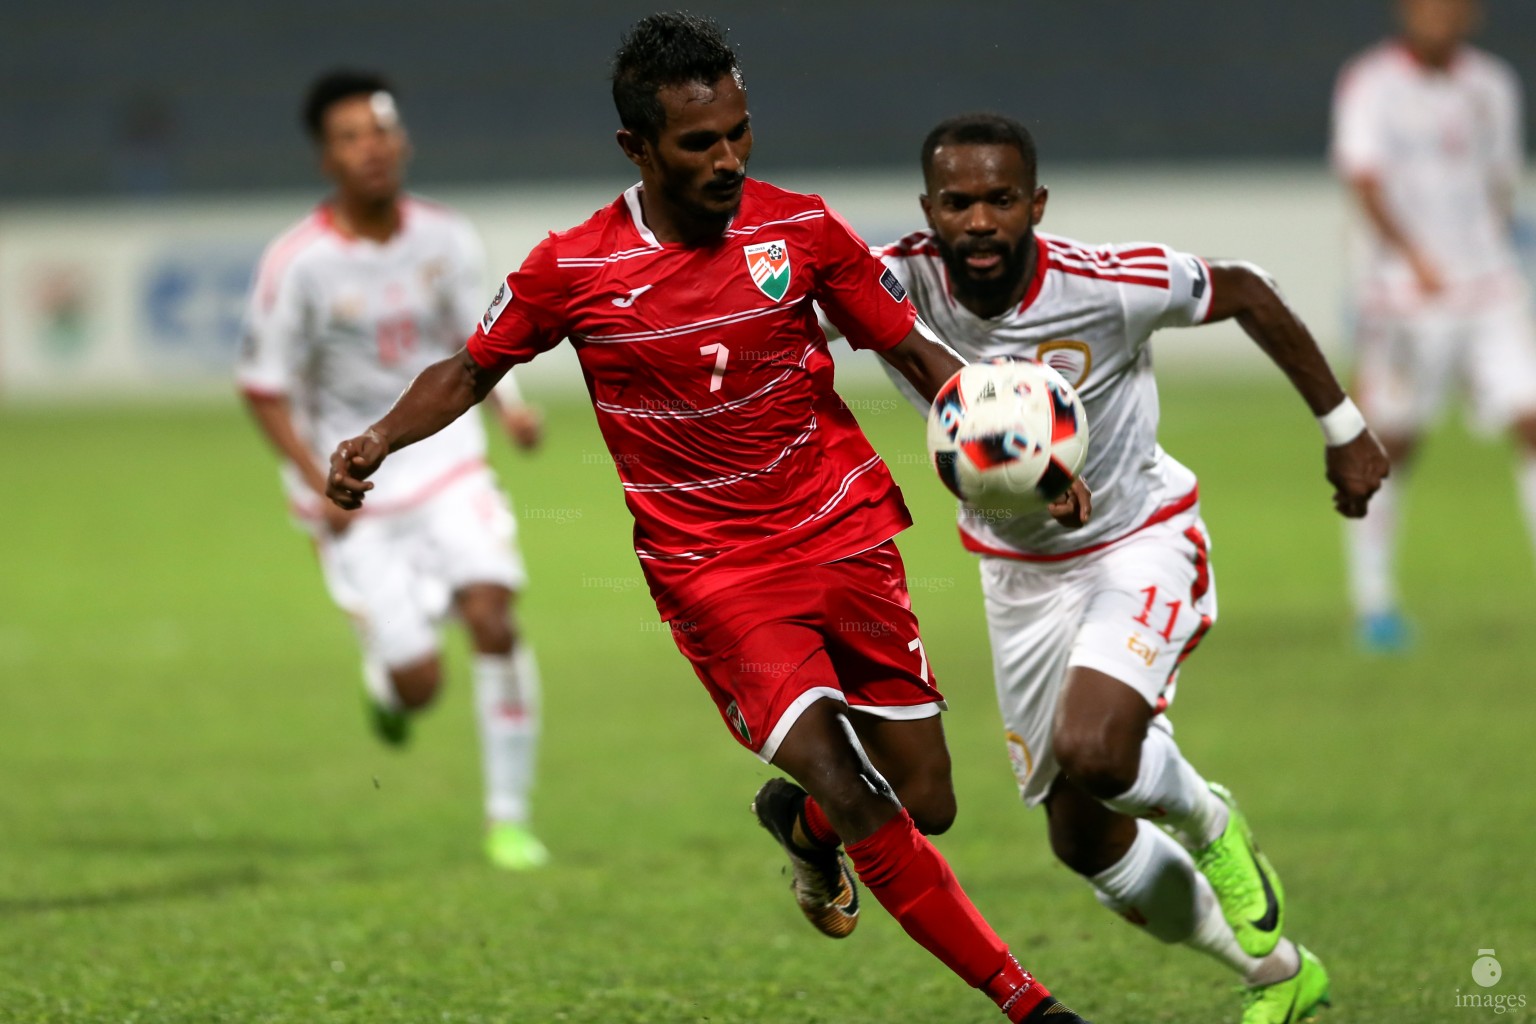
[1193,783,1285,957]
[365,693,411,747]
[486,822,550,871]
[1241,945,1331,1024]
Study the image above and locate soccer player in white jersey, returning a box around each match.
[875,114,1390,1024]
[238,71,550,871]
[1333,0,1536,651]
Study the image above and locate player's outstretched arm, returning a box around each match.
[326,346,504,509]
[486,371,543,451]
[1346,174,1443,296]
[876,321,965,404]
[1205,261,1390,518]
[245,390,358,532]
[243,391,329,498]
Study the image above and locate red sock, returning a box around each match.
[801,796,840,848]
[843,809,1050,1020]
[980,956,1052,1023]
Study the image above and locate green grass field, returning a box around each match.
[2,373,1534,1023]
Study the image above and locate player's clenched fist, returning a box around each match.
[1046,477,1093,530]
[1325,430,1391,519]
[499,403,544,452]
[326,429,388,509]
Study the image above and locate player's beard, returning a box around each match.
[667,170,745,231]
[937,231,1033,313]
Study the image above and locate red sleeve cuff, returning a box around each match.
[855,304,919,353]
[465,331,501,369]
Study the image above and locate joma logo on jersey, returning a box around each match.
[743,239,791,301]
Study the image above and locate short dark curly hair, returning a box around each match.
[303,69,395,141]
[611,12,739,140]
[921,113,1038,188]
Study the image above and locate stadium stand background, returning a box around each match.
[3,2,1534,400]
[5,0,1535,199]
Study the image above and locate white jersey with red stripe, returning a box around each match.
[237,197,492,519]
[1332,40,1525,312]
[466,178,918,619]
[878,230,1213,559]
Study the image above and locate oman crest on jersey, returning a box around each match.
[744,239,791,301]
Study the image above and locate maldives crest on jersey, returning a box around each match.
[725,700,751,744]
[743,239,791,301]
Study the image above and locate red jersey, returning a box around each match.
[468,178,918,618]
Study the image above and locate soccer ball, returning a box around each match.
[926,358,1090,513]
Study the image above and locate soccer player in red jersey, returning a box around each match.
[325,12,1089,1023]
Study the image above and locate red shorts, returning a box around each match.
[669,540,947,762]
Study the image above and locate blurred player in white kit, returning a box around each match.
[238,70,549,870]
[1333,0,1536,650]
[875,113,1388,1024]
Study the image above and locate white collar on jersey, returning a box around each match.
[623,182,738,246]
[623,184,661,247]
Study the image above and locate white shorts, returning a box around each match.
[1355,294,1536,437]
[980,504,1217,807]
[316,469,526,668]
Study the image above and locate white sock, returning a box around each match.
[1517,455,1536,575]
[363,656,402,712]
[1100,727,1227,848]
[1346,473,1402,617]
[1092,820,1299,986]
[473,646,541,826]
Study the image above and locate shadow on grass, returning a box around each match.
[0,865,263,914]
[48,832,357,858]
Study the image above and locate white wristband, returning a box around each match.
[1317,396,1367,446]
